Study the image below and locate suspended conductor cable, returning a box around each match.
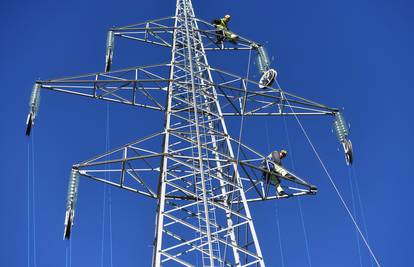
[27,143,30,267]
[65,245,68,267]
[100,103,114,267]
[109,187,113,267]
[274,202,286,267]
[348,168,363,267]
[265,121,285,267]
[107,104,114,267]
[289,101,381,266]
[31,134,38,267]
[100,183,107,267]
[65,237,72,267]
[352,166,374,267]
[277,81,381,267]
[282,117,312,267]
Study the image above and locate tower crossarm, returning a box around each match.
[194,18,259,51]
[110,16,176,48]
[69,129,317,210]
[34,64,172,111]
[206,67,339,117]
[108,16,259,52]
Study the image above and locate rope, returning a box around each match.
[27,143,30,267]
[27,134,38,267]
[282,117,312,267]
[65,245,68,267]
[100,103,114,267]
[107,103,114,267]
[109,188,113,267]
[65,234,72,267]
[277,80,381,267]
[222,48,252,265]
[235,48,252,160]
[352,166,374,267]
[265,121,286,267]
[100,184,107,267]
[70,238,73,267]
[348,168,363,267]
[274,202,286,267]
[31,134,37,267]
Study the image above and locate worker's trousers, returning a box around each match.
[215,26,238,42]
[267,174,284,194]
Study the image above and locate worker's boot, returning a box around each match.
[228,33,238,44]
[276,184,288,197]
[215,30,225,44]
[309,185,318,195]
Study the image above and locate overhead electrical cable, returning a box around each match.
[282,117,313,267]
[100,178,107,267]
[27,143,30,267]
[235,47,252,160]
[65,245,68,267]
[265,121,286,267]
[277,80,381,267]
[31,135,38,267]
[100,103,114,267]
[274,202,286,267]
[352,166,374,267]
[348,168,363,267]
[65,238,72,267]
[27,134,38,267]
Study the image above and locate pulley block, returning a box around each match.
[259,68,277,89]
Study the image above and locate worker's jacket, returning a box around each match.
[269,151,282,165]
[261,151,282,175]
[261,151,292,187]
[213,18,229,31]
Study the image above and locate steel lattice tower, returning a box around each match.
[26,0,353,266]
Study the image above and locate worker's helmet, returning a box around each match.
[224,14,231,20]
[280,150,288,157]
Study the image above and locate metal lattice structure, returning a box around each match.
[26,0,353,266]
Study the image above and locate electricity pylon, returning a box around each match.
[25,0,353,266]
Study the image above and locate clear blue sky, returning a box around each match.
[1,0,413,266]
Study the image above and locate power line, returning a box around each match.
[278,80,381,266]
[31,134,37,267]
[101,103,113,267]
[27,143,30,267]
[265,121,286,267]
[282,117,313,267]
[27,134,38,267]
[352,166,375,267]
[348,168,363,267]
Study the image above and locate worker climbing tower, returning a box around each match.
[25,0,354,266]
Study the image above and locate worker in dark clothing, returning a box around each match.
[262,150,289,197]
[212,14,239,44]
